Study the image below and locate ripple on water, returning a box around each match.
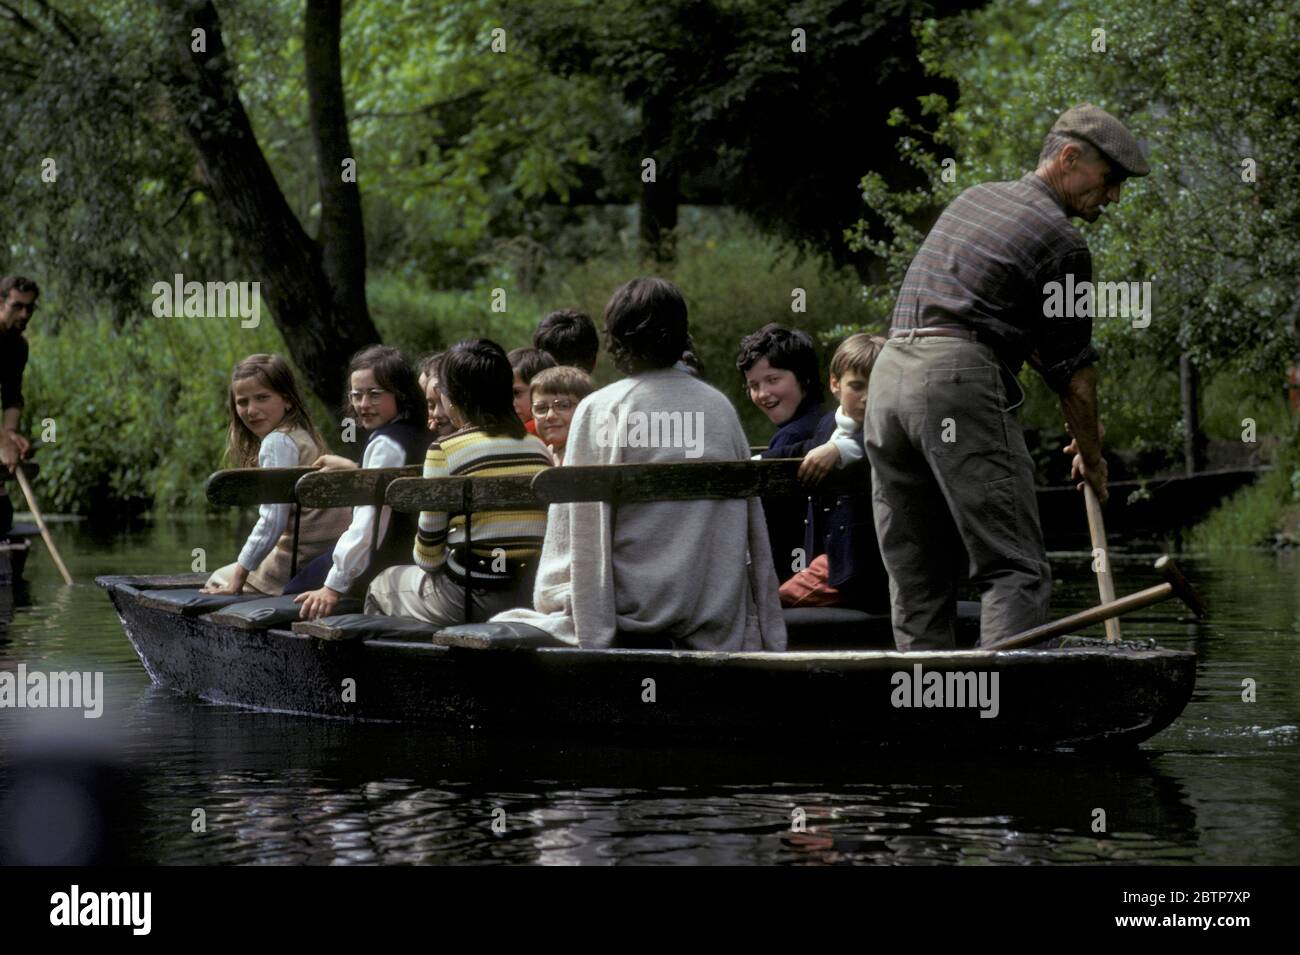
[3,529,1300,864]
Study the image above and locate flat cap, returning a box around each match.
[1051,103,1150,177]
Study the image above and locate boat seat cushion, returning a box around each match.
[432,621,570,650]
[207,594,362,630]
[136,589,262,617]
[291,613,441,642]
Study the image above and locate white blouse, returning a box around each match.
[323,434,406,593]
[236,430,300,572]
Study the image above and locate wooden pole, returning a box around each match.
[985,556,1204,651]
[1084,482,1120,642]
[13,465,73,585]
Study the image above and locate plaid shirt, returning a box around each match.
[890,172,1099,393]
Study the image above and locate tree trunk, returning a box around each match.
[1180,353,1203,476]
[638,95,678,263]
[155,0,379,412]
[304,0,369,334]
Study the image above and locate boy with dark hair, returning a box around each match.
[781,334,890,611]
[534,308,598,373]
[507,346,558,435]
[736,323,825,582]
[493,277,786,652]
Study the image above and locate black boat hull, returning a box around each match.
[100,574,1196,749]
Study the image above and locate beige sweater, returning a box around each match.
[492,368,787,651]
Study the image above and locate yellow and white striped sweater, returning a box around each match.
[414,426,552,582]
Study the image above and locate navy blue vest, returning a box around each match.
[366,417,430,574]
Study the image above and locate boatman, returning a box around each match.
[0,275,39,537]
[865,104,1149,649]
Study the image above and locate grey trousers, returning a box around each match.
[865,337,1051,650]
[364,563,534,628]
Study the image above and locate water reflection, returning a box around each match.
[0,519,1297,864]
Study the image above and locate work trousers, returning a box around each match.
[865,337,1051,649]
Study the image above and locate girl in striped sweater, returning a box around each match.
[364,339,552,626]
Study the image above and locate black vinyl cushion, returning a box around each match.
[208,594,362,629]
[292,613,440,642]
[138,589,260,618]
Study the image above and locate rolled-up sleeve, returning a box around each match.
[1034,246,1100,394]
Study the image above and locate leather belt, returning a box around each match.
[889,326,980,342]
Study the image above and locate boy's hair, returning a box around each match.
[416,351,444,381]
[830,333,888,380]
[441,338,526,438]
[602,277,689,374]
[0,275,40,300]
[345,345,425,427]
[735,323,823,401]
[226,353,326,468]
[507,346,558,384]
[534,308,598,372]
[529,365,595,403]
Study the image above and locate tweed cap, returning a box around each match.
[1051,103,1150,177]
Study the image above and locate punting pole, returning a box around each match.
[985,555,1205,651]
[13,464,74,585]
[1083,481,1120,642]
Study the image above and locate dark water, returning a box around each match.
[1,517,1297,865]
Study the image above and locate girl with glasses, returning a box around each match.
[287,345,428,620]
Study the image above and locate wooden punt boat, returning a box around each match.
[97,571,1195,750]
[1036,467,1267,548]
[1,523,38,588]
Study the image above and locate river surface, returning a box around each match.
[1,516,1297,865]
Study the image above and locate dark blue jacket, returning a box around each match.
[802,410,890,612]
[759,397,824,582]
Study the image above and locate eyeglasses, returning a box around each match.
[532,397,576,417]
[348,388,391,403]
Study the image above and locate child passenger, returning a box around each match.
[365,339,552,626]
[491,278,786,652]
[201,354,350,595]
[533,308,598,373]
[285,345,429,619]
[735,324,825,582]
[507,346,558,436]
[528,365,594,463]
[419,352,455,441]
[780,334,890,612]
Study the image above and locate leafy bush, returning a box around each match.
[23,310,301,515]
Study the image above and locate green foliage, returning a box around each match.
[534,216,868,439]
[1187,436,1300,551]
[846,0,1300,465]
[21,309,315,515]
